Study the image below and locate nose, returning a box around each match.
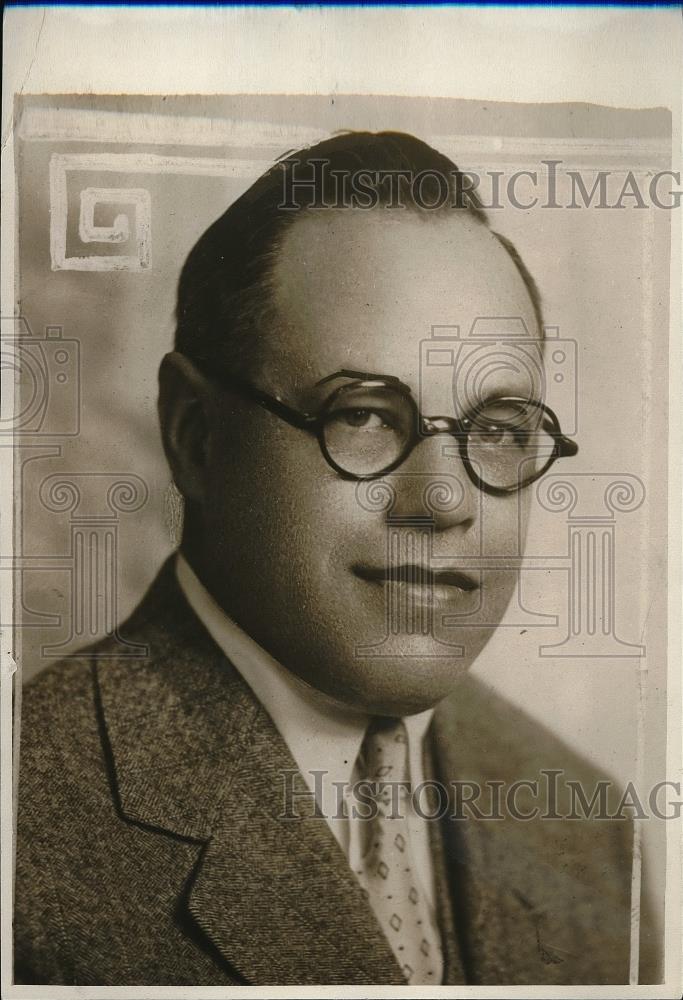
[384,433,479,533]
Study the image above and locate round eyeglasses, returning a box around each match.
[200,365,578,496]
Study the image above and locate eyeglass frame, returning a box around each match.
[195,363,578,497]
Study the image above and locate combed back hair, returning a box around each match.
[175,130,544,373]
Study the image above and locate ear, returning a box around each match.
[158,352,215,506]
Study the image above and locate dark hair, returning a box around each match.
[175,131,543,372]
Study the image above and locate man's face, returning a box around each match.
[200,210,541,715]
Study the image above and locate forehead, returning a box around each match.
[265,209,538,392]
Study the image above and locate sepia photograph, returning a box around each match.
[2,5,681,996]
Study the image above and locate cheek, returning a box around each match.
[480,491,531,557]
[475,494,530,621]
[208,418,365,574]
[262,473,372,581]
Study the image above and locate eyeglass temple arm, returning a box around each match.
[214,369,318,432]
[218,367,412,431]
[540,412,578,457]
[555,434,579,457]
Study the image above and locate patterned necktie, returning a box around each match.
[349,716,443,985]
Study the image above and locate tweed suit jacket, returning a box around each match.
[14,558,656,985]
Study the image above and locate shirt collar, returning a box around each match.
[175,552,433,794]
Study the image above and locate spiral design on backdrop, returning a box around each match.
[354,479,398,514]
[107,476,149,515]
[604,476,645,515]
[422,476,464,514]
[536,476,579,515]
[39,476,82,514]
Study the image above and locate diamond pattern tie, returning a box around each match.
[350,717,443,985]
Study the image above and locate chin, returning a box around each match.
[319,648,475,718]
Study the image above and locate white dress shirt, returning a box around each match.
[175,553,438,914]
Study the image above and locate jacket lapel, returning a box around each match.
[96,559,403,984]
[422,736,467,985]
[188,701,404,984]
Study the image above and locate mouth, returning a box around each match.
[353,563,480,594]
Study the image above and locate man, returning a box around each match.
[14,132,654,985]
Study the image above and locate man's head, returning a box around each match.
[159,131,548,716]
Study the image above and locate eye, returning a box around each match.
[336,408,392,430]
[473,424,505,445]
[470,421,532,447]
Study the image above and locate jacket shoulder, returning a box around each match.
[433,676,651,984]
[14,559,184,985]
[16,650,109,984]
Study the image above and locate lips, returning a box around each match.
[353,563,479,592]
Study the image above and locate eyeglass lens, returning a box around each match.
[465,398,557,489]
[321,384,557,487]
[322,384,414,477]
